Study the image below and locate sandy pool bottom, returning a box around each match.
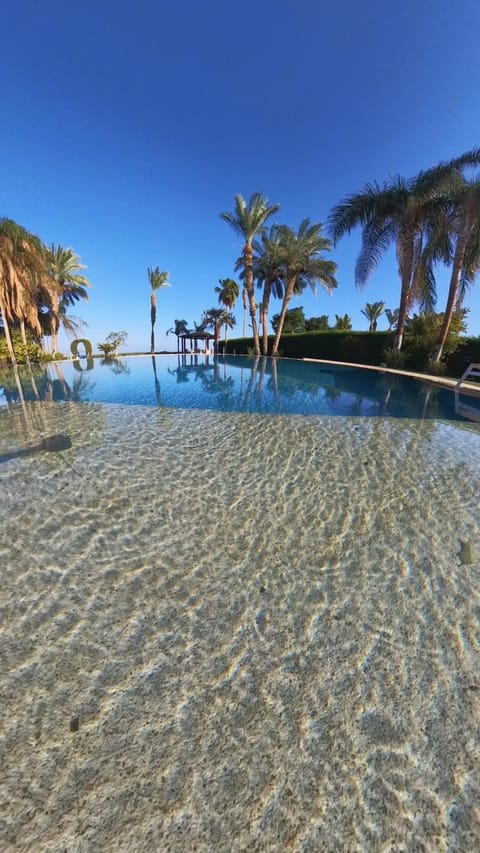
[1,402,480,851]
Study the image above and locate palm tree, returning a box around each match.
[215,278,239,313]
[166,319,189,353]
[431,173,480,361]
[241,285,248,337]
[148,267,171,353]
[232,259,249,337]
[253,227,285,355]
[214,279,239,349]
[203,307,228,353]
[361,301,385,331]
[334,314,352,331]
[46,244,91,353]
[271,220,337,357]
[0,218,50,364]
[328,151,480,352]
[385,307,399,330]
[221,311,236,349]
[220,193,280,355]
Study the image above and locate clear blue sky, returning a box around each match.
[1,0,479,353]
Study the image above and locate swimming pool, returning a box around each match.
[1,355,480,850]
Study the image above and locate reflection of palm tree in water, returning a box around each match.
[268,358,279,405]
[377,374,401,417]
[199,360,234,399]
[151,356,161,405]
[324,385,342,406]
[100,357,130,375]
[168,365,189,383]
[242,357,260,407]
[255,356,268,396]
[349,394,365,416]
[51,361,71,399]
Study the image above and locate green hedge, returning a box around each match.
[221,331,392,364]
[221,331,480,377]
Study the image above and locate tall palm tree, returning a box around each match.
[220,193,280,355]
[166,318,189,353]
[241,285,248,337]
[361,301,385,331]
[0,218,50,364]
[253,227,285,355]
[232,258,249,337]
[271,220,337,357]
[148,267,171,353]
[46,244,91,353]
[328,151,480,352]
[431,173,480,361]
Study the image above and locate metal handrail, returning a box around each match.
[454,363,480,422]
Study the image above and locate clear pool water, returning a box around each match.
[1,353,478,419]
[1,355,479,851]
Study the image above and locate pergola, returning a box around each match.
[178,331,216,354]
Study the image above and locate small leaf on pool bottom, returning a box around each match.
[70,716,79,733]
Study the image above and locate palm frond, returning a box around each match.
[355,219,395,287]
[147,266,171,290]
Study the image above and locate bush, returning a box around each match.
[400,310,467,372]
[0,329,43,364]
[97,331,128,357]
[382,347,408,370]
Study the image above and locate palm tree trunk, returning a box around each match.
[271,278,295,357]
[0,303,17,365]
[150,295,156,353]
[261,278,273,356]
[431,226,470,363]
[393,271,411,352]
[393,234,416,352]
[257,356,267,393]
[49,290,60,354]
[19,319,28,347]
[244,244,260,355]
[242,288,247,337]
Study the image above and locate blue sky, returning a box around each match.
[1,0,480,353]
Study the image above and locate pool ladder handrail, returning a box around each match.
[454,362,480,422]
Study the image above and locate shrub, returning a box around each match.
[0,329,43,364]
[382,347,408,370]
[401,310,467,371]
[97,331,128,357]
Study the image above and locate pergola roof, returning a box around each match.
[179,331,215,340]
